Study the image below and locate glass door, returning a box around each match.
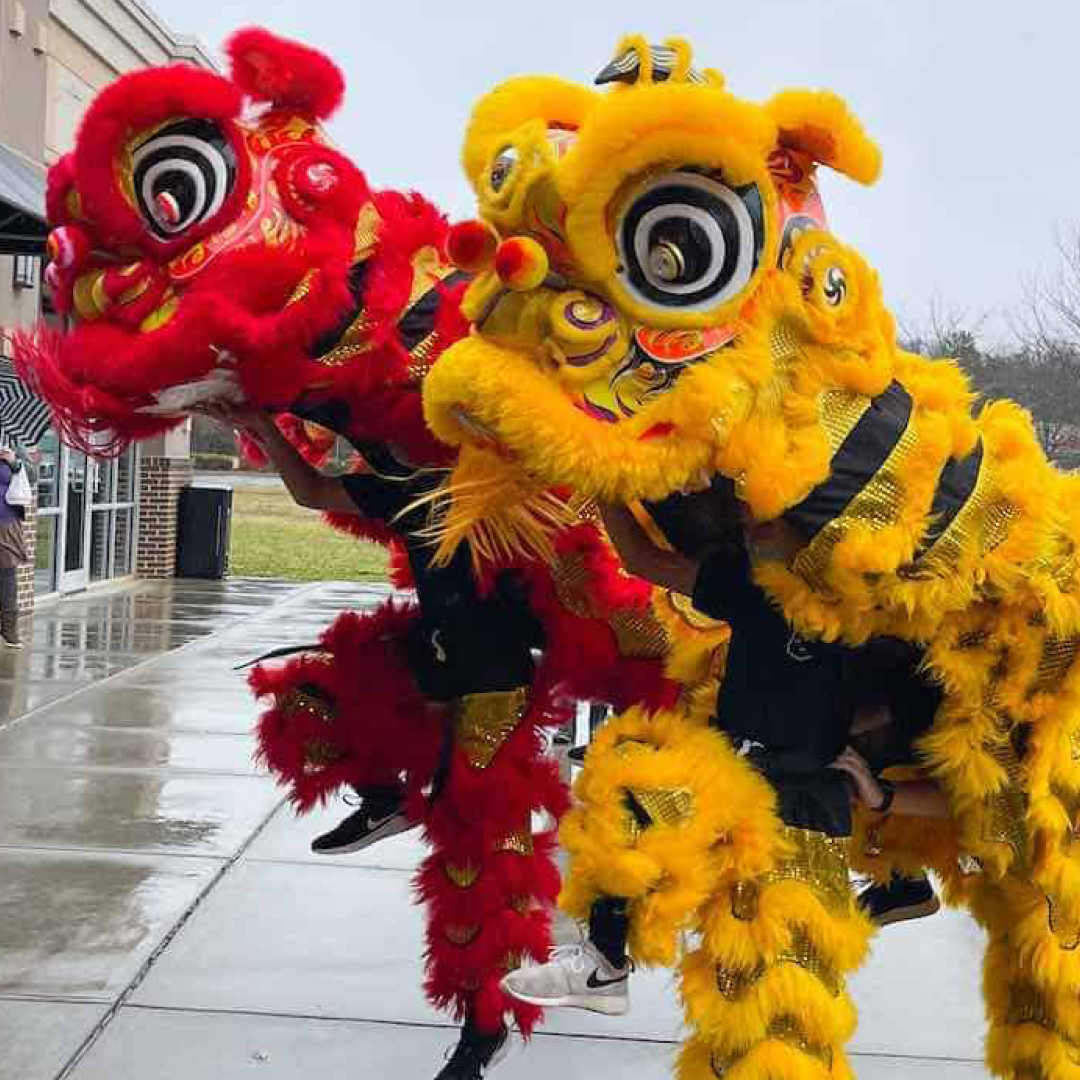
[58,446,90,593]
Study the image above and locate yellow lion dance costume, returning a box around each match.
[421,35,1080,1080]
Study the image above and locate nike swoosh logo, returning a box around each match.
[586,969,629,989]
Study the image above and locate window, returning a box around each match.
[13,254,37,290]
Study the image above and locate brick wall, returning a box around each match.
[16,495,35,615]
[136,456,192,578]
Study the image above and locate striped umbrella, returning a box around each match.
[0,355,52,448]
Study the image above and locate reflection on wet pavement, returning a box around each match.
[0,575,992,1079]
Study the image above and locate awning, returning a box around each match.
[0,142,46,256]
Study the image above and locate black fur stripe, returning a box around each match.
[784,381,913,541]
[915,439,984,557]
[397,270,471,353]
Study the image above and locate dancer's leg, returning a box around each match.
[679,826,872,1080]
[972,873,1080,1080]
[420,687,567,1077]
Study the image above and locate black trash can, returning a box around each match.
[176,486,233,579]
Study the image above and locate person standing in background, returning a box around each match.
[0,448,30,648]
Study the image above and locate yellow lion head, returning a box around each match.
[424,37,897,518]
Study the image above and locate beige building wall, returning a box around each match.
[0,0,216,342]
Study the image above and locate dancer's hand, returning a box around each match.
[199,401,273,435]
[830,746,888,811]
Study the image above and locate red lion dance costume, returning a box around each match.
[13,28,720,1076]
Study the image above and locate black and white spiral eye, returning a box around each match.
[616,171,764,311]
[822,266,847,306]
[132,119,237,240]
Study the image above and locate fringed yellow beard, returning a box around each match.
[411,445,580,571]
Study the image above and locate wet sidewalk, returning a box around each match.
[0,577,991,1079]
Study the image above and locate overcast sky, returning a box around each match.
[146,0,1066,342]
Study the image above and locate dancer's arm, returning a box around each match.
[203,405,357,514]
[598,501,700,595]
[830,746,950,818]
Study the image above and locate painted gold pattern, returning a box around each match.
[453,687,529,769]
[715,926,841,1000]
[793,410,922,591]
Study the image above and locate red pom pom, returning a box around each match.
[495,236,548,291]
[226,27,345,119]
[46,225,92,271]
[447,219,497,273]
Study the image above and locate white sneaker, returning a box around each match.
[501,942,631,1015]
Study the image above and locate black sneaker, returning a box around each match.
[310,792,414,855]
[434,1019,509,1080]
[858,873,941,926]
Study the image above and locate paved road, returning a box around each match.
[0,578,992,1079]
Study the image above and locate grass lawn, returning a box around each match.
[229,483,389,582]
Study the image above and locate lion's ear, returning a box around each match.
[765,90,882,185]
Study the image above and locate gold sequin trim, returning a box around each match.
[302,739,345,771]
[793,409,921,592]
[608,607,670,660]
[1030,636,1080,697]
[626,786,694,842]
[316,335,375,368]
[982,736,1029,862]
[444,862,481,889]
[551,550,595,618]
[352,201,381,261]
[276,688,334,724]
[453,687,529,769]
[819,387,871,456]
[710,1015,833,1075]
[1008,982,1080,1065]
[286,268,318,306]
[498,830,534,856]
[730,879,761,921]
[716,926,841,1000]
[913,453,1016,579]
[407,330,441,382]
[445,924,481,946]
[759,826,853,915]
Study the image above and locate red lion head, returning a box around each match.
[16,28,465,463]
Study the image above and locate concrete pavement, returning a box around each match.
[0,577,992,1079]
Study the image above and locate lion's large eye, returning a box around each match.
[616,171,764,311]
[489,146,518,193]
[132,119,237,240]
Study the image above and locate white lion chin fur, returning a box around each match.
[135,353,245,416]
